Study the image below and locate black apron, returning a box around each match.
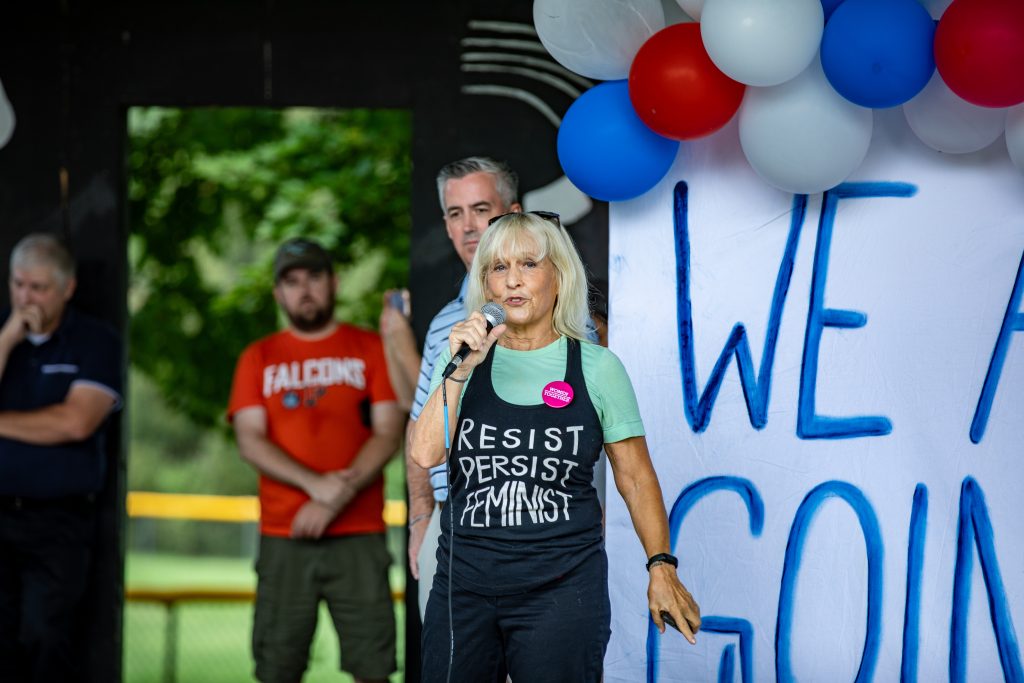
[438,338,605,595]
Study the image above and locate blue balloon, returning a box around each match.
[557,81,678,203]
[821,0,936,108]
[821,0,845,21]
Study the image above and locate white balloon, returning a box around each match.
[701,0,823,87]
[918,0,954,20]
[533,0,666,81]
[662,0,695,24]
[903,72,1006,154]
[675,0,705,20]
[1007,104,1024,173]
[739,57,874,194]
[0,78,15,150]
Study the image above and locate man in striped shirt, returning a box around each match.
[402,157,522,619]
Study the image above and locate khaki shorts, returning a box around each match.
[252,533,395,683]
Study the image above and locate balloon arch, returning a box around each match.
[534,0,1024,200]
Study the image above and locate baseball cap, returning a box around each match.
[273,238,333,281]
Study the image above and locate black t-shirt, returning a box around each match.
[439,338,605,596]
[0,308,122,498]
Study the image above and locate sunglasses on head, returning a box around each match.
[487,210,562,227]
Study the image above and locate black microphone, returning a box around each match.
[441,302,506,379]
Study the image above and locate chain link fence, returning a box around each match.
[124,494,406,682]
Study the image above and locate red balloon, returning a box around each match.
[628,23,745,141]
[934,0,1024,108]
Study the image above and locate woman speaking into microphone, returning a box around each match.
[411,212,700,682]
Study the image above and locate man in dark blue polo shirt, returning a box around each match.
[0,233,122,682]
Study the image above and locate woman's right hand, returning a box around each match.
[446,311,506,380]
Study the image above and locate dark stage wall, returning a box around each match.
[0,3,607,681]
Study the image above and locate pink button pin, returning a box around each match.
[542,381,574,408]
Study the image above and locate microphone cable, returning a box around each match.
[438,304,502,682]
[442,377,455,683]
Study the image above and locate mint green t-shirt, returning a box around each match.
[427,336,645,444]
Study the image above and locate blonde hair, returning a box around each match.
[467,213,590,340]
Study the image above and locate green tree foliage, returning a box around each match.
[128,107,411,428]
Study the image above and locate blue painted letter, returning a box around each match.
[674,181,808,432]
[901,484,928,683]
[950,477,1023,682]
[970,249,1024,443]
[776,481,883,683]
[797,182,916,439]
[647,477,764,683]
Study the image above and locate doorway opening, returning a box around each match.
[123,106,412,683]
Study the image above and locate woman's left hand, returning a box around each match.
[648,563,701,644]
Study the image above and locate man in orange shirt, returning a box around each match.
[228,237,403,683]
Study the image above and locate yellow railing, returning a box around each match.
[125,492,408,683]
[126,491,408,526]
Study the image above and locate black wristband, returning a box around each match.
[646,553,678,571]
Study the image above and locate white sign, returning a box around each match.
[606,108,1023,682]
